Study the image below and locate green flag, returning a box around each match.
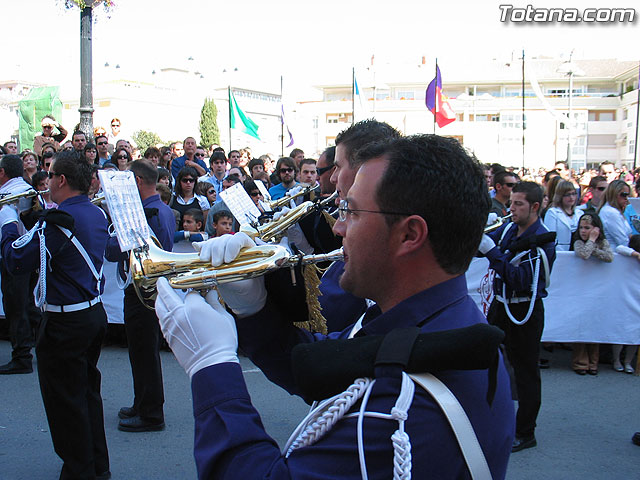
[18,86,63,151]
[229,89,260,140]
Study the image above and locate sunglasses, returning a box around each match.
[249,191,261,197]
[112,124,120,127]
[596,186,607,191]
[619,192,630,198]
[43,125,53,129]
[316,164,335,176]
[207,190,215,195]
[279,167,294,174]
[195,153,206,157]
[181,178,195,183]
[503,182,518,188]
[116,155,128,160]
[97,141,108,146]
[48,171,61,179]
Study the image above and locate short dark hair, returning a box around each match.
[213,210,233,223]
[335,119,401,167]
[588,176,606,189]
[95,134,108,144]
[144,147,161,159]
[243,178,259,194]
[156,183,172,203]
[357,135,489,275]
[183,208,204,226]
[299,158,317,169]
[129,160,158,186]
[0,155,23,179]
[629,234,640,253]
[321,146,336,167]
[209,151,227,165]
[72,130,86,140]
[52,150,92,194]
[513,181,544,208]
[490,163,505,175]
[31,170,49,187]
[289,148,304,158]
[248,158,264,172]
[224,174,241,185]
[493,170,518,187]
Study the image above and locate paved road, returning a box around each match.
[0,341,638,479]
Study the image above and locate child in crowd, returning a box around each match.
[212,211,234,237]
[174,208,208,244]
[196,181,216,206]
[31,171,57,209]
[571,213,613,375]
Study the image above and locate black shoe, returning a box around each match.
[574,369,587,375]
[512,435,537,452]
[632,432,640,446]
[0,360,33,375]
[118,406,137,419]
[588,369,598,376]
[118,415,165,432]
[96,471,112,480]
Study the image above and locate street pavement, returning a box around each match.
[0,340,638,479]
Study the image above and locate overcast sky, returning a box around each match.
[2,0,638,98]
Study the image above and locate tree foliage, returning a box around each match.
[199,97,220,148]
[132,130,165,154]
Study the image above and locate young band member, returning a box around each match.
[0,150,110,479]
[155,135,514,478]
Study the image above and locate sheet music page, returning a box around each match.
[254,180,272,212]
[98,170,149,252]
[220,182,262,226]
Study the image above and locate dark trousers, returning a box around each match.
[1,261,41,365]
[124,285,164,422]
[36,303,109,479]
[488,298,544,439]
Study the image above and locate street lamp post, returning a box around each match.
[79,6,94,140]
[557,52,585,170]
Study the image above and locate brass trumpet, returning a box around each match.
[130,236,343,307]
[0,189,49,207]
[485,213,512,233]
[241,191,339,243]
[264,183,319,210]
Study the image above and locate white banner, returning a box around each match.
[467,252,640,344]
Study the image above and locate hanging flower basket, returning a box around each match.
[63,0,115,9]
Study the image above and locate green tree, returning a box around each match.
[199,97,220,148]
[132,130,165,154]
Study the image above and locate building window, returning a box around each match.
[397,91,415,100]
[475,113,499,122]
[501,113,522,129]
[588,110,616,121]
[630,139,636,156]
[312,117,318,129]
[455,113,464,122]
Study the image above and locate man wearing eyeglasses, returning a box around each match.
[268,157,298,200]
[171,137,207,180]
[0,150,111,478]
[95,135,111,166]
[33,115,68,157]
[490,171,519,218]
[153,134,514,479]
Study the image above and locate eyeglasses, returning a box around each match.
[48,171,61,179]
[181,178,195,183]
[97,141,108,146]
[619,192,630,198]
[596,186,607,191]
[337,199,409,222]
[316,165,335,176]
[279,167,294,174]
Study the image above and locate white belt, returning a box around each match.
[497,295,532,304]
[45,297,100,313]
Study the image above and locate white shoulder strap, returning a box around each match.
[409,373,493,480]
[56,226,103,286]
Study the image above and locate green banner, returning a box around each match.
[18,86,63,151]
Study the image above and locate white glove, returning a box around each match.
[272,206,290,223]
[0,205,19,227]
[478,234,496,254]
[486,212,498,226]
[193,232,267,317]
[194,232,255,266]
[155,277,238,378]
[285,185,304,198]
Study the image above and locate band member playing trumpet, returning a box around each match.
[105,160,176,432]
[0,151,110,478]
[0,155,41,374]
[155,134,514,478]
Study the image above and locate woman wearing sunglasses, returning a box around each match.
[170,167,210,224]
[113,148,132,171]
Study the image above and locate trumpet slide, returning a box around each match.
[0,189,49,207]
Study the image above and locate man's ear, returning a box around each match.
[396,215,428,255]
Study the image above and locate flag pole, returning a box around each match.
[522,49,526,172]
[634,60,639,170]
[352,67,355,125]
[280,75,284,157]
[433,58,438,134]
[228,86,232,152]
